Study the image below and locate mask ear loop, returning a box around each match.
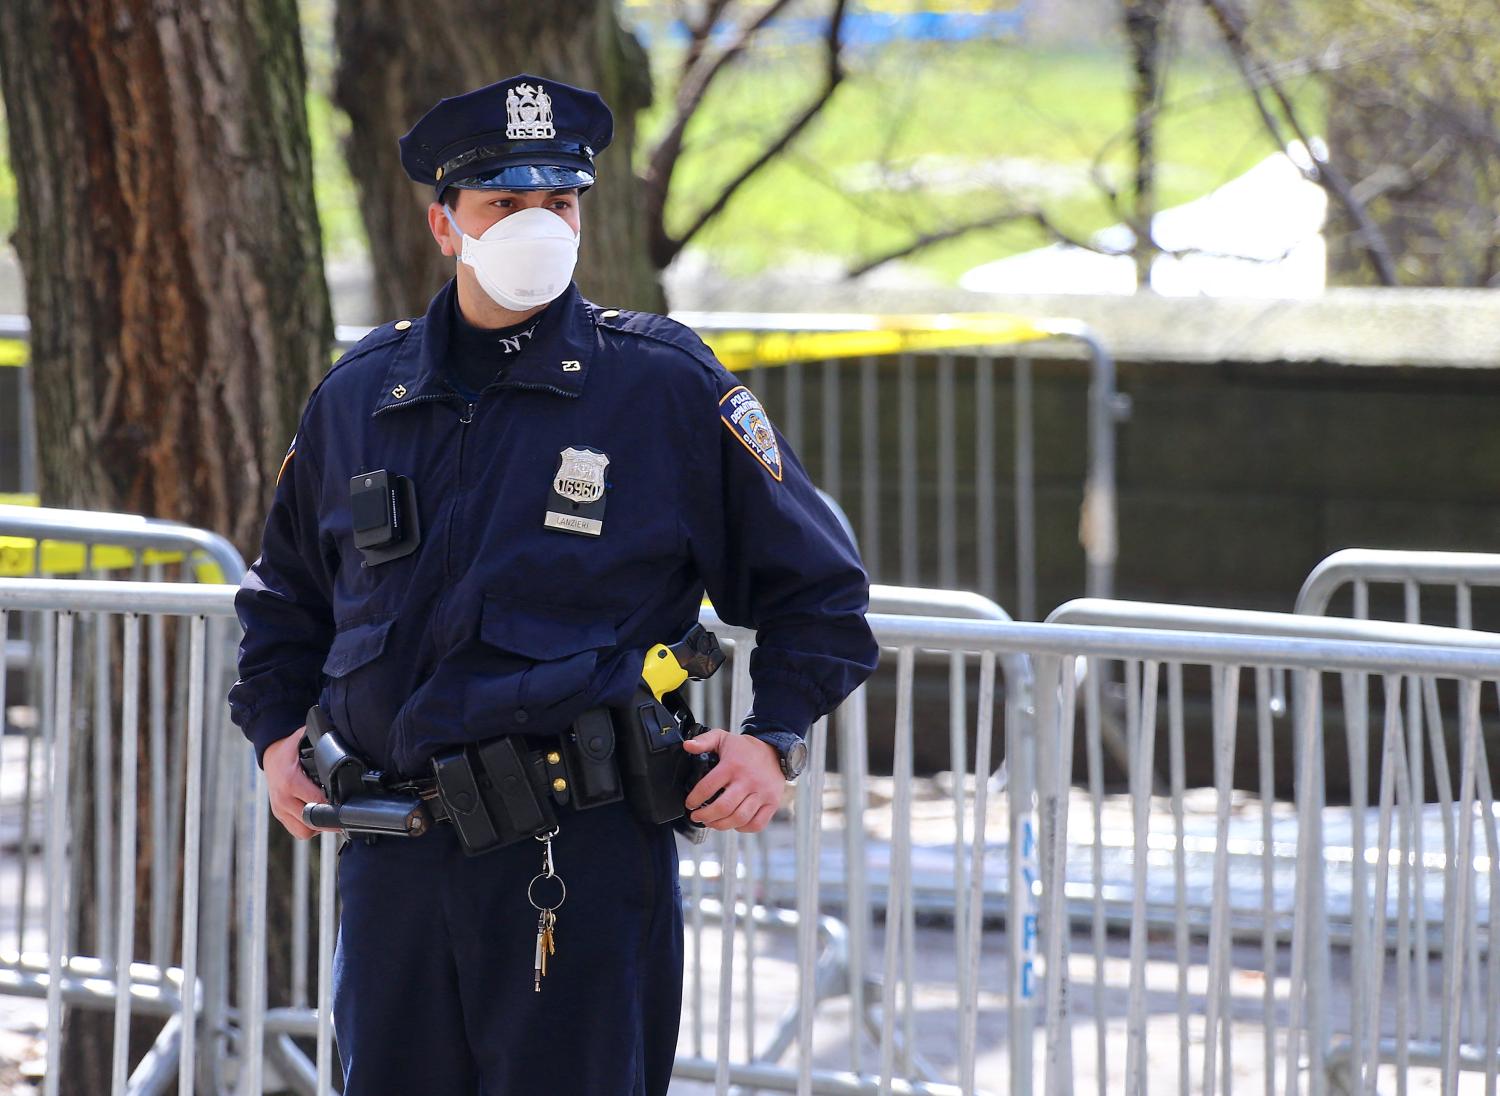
[440,203,470,261]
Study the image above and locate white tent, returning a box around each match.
[959,142,1330,297]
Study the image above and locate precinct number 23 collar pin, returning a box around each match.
[544,447,609,536]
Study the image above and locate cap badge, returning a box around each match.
[506,82,556,140]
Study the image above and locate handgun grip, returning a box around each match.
[305,704,333,745]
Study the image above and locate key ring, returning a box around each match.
[527,872,566,913]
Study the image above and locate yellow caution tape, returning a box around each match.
[0,530,226,582]
[701,313,1053,372]
[0,436,231,581]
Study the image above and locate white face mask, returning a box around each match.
[443,204,579,311]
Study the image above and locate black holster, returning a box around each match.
[615,687,717,830]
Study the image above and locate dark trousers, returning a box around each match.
[333,800,684,1095]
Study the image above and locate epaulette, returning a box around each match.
[593,307,720,374]
[329,317,420,375]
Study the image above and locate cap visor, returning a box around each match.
[448,164,595,192]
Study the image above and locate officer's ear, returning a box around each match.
[428,198,462,258]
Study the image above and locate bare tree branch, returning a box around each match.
[839,204,1165,279]
[845,211,1056,278]
[682,0,739,78]
[1123,0,1170,287]
[1199,0,1402,285]
[660,0,850,265]
[644,0,800,265]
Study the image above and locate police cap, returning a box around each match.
[399,74,614,196]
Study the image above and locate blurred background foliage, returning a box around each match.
[5,0,1497,292]
[295,0,1320,283]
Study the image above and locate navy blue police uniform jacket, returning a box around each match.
[229,280,879,776]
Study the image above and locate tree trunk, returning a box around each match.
[0,1,332,1088]
[0,0,331,551]
[335,0,664,318]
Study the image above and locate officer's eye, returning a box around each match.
[491,198,515,210]
[551,198,574,211]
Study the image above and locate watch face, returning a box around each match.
[783,739,809,778]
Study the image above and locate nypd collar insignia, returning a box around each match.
[720,386,783,481]
[544,446,609,536]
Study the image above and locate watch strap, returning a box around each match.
[746,729,806,778]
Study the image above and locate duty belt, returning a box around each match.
[298,625,726,855]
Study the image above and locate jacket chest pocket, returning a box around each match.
[321,614,399,743]
[463,594,617,731]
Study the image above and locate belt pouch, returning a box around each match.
[475,736,557,841]
[616,689,690,826]
[431,746,501,854]
[562,709,625,810]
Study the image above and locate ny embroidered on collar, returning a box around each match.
[496,323,541,356]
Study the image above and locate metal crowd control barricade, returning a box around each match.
[0,580,244,1096]
[1296,548,1500,1088]
[1046,597,1500,1096]
[8,575,1500,1093]
[0,509,245,1096]
[1297,548,1500,628]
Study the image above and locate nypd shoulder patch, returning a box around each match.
[276,435,297,486]
[719,385,783,482]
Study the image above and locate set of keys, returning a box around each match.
[527,827,566,993]
[533,908,557,990]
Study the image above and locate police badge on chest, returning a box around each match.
[544,446,609,536]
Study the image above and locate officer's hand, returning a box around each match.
[683,730,785,833]
[264,727,329,840]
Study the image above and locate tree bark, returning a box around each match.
[0,0,332,552]
[335,0,663,318]
[0,1,332,1088]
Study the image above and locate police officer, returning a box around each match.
[230,74,877,1095]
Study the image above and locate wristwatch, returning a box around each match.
[746,729,809,781]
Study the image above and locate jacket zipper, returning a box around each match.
[447,400,478,578]
[372,391,463,417]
